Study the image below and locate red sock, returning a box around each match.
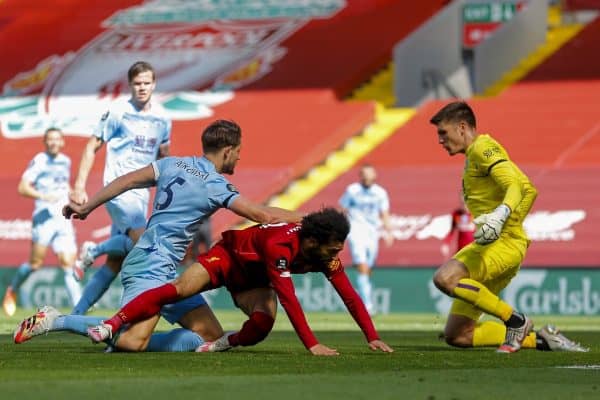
[104,283,179,332]
[228,311,274,347]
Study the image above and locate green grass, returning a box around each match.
[1,310,600,400]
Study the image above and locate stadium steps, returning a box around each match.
[480,6,584,97]
[268,104,415,211]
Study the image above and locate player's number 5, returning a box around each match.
[156,177,186,210]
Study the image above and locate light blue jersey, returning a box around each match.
[23,152,71,218]
[95,99,171,234]
[120,156,240,321]
[22,152,75,253]
[339,182,389,267]
[339,183,389,230]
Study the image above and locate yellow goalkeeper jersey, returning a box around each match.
[463,134,537,240]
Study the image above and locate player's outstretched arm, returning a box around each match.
[368,339,394,353]
[229,196,304,224]
[63,164,156,220]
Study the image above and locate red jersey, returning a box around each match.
[442,208,475,251]
[198,223,379,349]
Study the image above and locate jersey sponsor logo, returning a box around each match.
[100,111,109,121]
[276,257,288,270]
[482,146,501,159]
[279,271,291,278]
[206,256,220,263]
[226,183,239,193]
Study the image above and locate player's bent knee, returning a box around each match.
[443,332,472,348]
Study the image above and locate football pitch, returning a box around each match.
[1,310,599,400]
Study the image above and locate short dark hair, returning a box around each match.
[202,119,242,153]
[300,207,350,244]
[43,127,63,140]
[128,61,155,82]
[429,101,476,128]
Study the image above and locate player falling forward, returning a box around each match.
[430,101,587,353]
[87,208,393,356]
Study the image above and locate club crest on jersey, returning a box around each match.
[276,258,288,270]
[226,184,239,193]
[327,259,341,272]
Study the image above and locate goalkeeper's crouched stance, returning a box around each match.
[429,101,588,354]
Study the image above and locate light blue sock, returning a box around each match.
[357,273,373,311]
[94,234,133,257]
[10,263,32,290]
[51,315,105,336]
[146,328,204,352]
[71,265,117,315]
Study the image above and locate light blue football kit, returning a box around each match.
[121,155,240,322]
[25,152,76,253]
[339,182,390,267]
[98,99,171,244]
[10,152,80,305]
[72,99,171,315]
[339,182,390,313]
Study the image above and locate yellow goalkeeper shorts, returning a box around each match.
[450,232,530,320]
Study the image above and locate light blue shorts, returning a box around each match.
[348,229,379,268]
[31,209,76,255]
[120,247,207,324]
[105,190,148,236]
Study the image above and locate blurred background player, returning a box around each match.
[339,164,392,315]
[69,61,171,315]
[2,128,81,316]
[430,101,587,353]
[440,194,475,260]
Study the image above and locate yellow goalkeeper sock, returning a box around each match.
[473,321,537,348]
[453,279,513,321]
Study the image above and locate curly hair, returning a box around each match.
[299,207,350,244]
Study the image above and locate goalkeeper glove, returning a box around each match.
[473,204,511,245]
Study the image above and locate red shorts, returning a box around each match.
[197,241,270,295]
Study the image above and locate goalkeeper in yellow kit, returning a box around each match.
[429,101,587,353]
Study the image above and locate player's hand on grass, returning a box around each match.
[63,202,90,220]
[473,204,511,245]
[69,189,88,205]
[309,343,339,356]
[368,339,393,353]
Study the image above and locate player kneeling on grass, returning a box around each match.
[88,208,393,356]
[429,101,588,353]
